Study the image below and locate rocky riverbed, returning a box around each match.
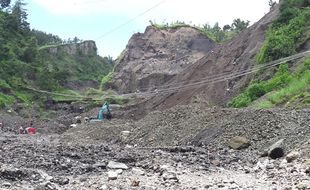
[0,105,309,189]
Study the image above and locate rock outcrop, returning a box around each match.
[109,26,215,93]
[48,40,97,56]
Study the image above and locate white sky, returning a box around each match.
[29,0,278,57]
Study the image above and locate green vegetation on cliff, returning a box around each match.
[151,18,249,43]
[229,0,310,108]
[228,59,310,108]
[0,0,114,108]
[256,58,310,108]
[256,0,310,63]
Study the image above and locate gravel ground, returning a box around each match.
[0,105,309,189]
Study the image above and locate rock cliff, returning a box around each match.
[109,26,215,93]
[48,40,97,56]
[109,4,281,118]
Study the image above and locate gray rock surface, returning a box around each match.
[107,161,129,170]
[228,136,250,150]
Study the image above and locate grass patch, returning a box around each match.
[150,20,241,43]
[15,91,32,103]
[254,58,310,108]
[0,79,11,91]
[0,93,15,108]
[105,95,129,105]
[261,70,310,106]
[228,64,292,108]
[38,44,62,50]
[256,100,274,109]
[100,72,113,91]
[51,89,83,102]
[229,57,310,108]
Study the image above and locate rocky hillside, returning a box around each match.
[109,1,310,116]
[47,40,97,56]
[108,26,215,93]
[149,6,280,108]
[106,5,278,117]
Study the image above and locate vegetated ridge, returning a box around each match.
[0,1,114,110]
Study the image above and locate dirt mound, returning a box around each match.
[62,106,310,154]
[108,26,215,93]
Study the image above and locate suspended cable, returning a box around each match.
[23,50,310,101]
[95,0,166,40]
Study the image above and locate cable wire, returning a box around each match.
[23,50,310,101]
[95,0,166,40]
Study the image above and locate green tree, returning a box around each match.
[21,37,38,63]
[231,18,250,32]
[7,0,29,31]
[223,24,231,31]
[31,29,62,46]
[0,0,10,9]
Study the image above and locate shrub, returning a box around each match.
[228,93,252,108]
[228,64,292,108]
[0,93,15,108]
[247,83,266,100]
[0,79,11,91]
[256,2,310,64]
[100,72,113,90]
[263,64,292,91]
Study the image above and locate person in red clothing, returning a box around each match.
[25,120,36,134]
[25,127,36,134]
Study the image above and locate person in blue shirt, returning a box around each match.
[97,102,111,120]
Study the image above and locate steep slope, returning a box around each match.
[108,26,215,93]
[152,6,280,108]
[108,4,280,118]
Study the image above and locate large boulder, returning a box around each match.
[268,139,285,159]
[228,136,250,150]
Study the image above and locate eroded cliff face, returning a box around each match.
[108,4,281,118]
[109,26,215,93]
[48,40,97,56]
[155,6,280,108]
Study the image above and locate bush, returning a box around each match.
[247,83,266,100]
[228,64,292,108]
[256,2,310,64]
[15,91,32,103]
[228,93,252,108]
[0,79,11,91]
[100,72,113,90]
[280,0,310,11]
[263,64,292,91]
[304,57,310,69]
[0,93,15,108]
[276,7,300,25]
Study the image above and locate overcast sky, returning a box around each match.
[26,0,277,58]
